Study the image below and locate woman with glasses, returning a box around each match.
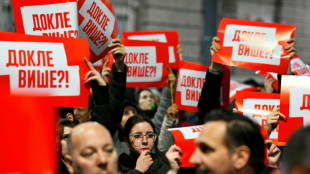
[119,115,182,174]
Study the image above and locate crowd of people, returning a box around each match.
[56,36,310,174]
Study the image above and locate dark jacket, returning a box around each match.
[91,63,128,136]
[118,152,170,174]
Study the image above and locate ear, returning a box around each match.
[64,154,74,174]
[66,113,74,121]
[231,145,250,170]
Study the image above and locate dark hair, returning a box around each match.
[88,94,94,110]
[281,126,310,174]
[204,109,265,171]
[136,89,155,106]
[58,119,75,138]
[123,115,156,141]
[59,107,74,119]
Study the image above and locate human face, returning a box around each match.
[121,106,137,128]
[61,126,72,157]
[73,107,91,123]
[128,122,155,154]
[190,121,233,174]
[68,123,118,174]
[138,90,155,110]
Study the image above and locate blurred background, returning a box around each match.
[1,0,309,83]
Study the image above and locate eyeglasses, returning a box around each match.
[130,133,156,142]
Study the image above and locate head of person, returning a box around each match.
[190,109,265,174]
[121,100,138,129]
[281,126,310,174]
[59,107,74,121]
[136,88,156,111]
[73,95,94,123]
[64,122,118,174]
[124,115,156,154]
[58,119,75,158]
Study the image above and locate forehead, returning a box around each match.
[196,121,227,147]
[130,122,154,133]
[72,125,112,149]
[124,105,136,112]
[139,90,153,96]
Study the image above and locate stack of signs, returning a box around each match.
[212,18,296,74]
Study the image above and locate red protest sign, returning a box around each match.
[229,80,260,103]
[235,91,285,146]
[0,95,57,174]
[12,0,78,38]
[176,61,230,112]
[78,0,118,63]
[122,31,181,69]
[212,18,296,74]
[169,125,203,167]
[108,39,169,88]
[279,75,310,142]
[291,55,310,76]
[0,32,90,107]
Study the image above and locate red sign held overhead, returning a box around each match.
[212,18,295,74]
[12,0,79,38]
[175,61,230,112]
[279,75,310,142]
[108,39,169,88]
[0,32,90,107]
[78,0,118,63]
[122,31,181,69]
[235,91,285,146]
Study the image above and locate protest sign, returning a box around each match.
[229,80,260,103]
[212,18,296,74]
[291,55,310,76]
[122,31,181,69]
[176,61,230,112]
[235,91,285,146]
[0,32,90,107]
[108,39,169,88]
[12,0,78,38]
[0,93,57,174]
[169,125,203,167]
[78,0,118,63]
[279,75,310,142]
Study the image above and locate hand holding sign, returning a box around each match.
[108,39,126,72]
[264,74,277,93]
[210,36,220,56]
[165,144,183,173]
[265,140,281,167]
[264,108,286,134]
[84,57,106,86]
[285,38,297,59]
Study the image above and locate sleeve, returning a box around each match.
[197,69,223,124]
[91,64,128,136]
[152,86,173,134]
[157,116,178,153]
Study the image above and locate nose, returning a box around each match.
[97,151,108,168]
[189,148,200,165]
[142,135,148,145]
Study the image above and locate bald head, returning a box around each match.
[65,122,118,174]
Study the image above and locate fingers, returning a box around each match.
[213,36,219,42]
[84,57,96,71]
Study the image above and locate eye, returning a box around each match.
[132,134,141,139]
[146,133,155,139]
[81,149,95,157]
